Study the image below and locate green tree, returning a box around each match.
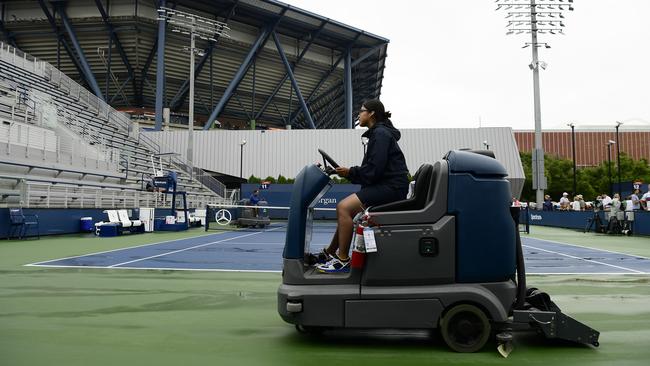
[519,152,650,202]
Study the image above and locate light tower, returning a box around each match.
[496,0,574,206]
[157,7,229,172]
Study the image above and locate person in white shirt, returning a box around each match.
[559,192,571,210]
[641,185,650,211]
[601,193,613,210]
[571,196,581,211]
[630,189,641,210]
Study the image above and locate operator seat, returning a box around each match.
[369,163,434,213]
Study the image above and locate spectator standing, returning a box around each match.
[601,193,613,210]
[640,185,650,210]
[571,196,581,211]
[578,195,586,211]
[542,194,553,211]
[559,192,571,210]
[630,189,641,210]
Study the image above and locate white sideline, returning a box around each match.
[522,244,645,274]
[25,232,222,267]
[107,226,285,268]
[523,236,650,260]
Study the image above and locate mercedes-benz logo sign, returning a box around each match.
[215,209,232,225]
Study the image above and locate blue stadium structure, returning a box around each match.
[0,0,388,130]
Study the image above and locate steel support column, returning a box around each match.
[288,54,344,126]
[105,35,112,100]
[344,47,353,129]
[55,3,105,100]
[139,39,158,103]
[154,0,166,130]
[203,26,271,130]
[109,76,132,104]
[95,0,138,101]
[272,31,315,129]
[38,0,87,88]
[288,34,360,126]
[254,22,326,121]
[0,20,16,48]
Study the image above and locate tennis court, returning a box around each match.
[28,222,650,274]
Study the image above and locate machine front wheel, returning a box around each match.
[439,304,491,353]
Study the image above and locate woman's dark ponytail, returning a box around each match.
[362,99,390,122]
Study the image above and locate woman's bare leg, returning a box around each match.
[324,226,339,255]
[335,194,364,260]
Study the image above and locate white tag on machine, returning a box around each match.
[363,227,378,253]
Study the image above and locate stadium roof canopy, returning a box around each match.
[0,0,389,129]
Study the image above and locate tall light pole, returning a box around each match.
[607,140,616,197]
[483,140,490,150]
[496,0,574,207]
[567,122,577,196]
[239,139,247,179]
[157,7,229,173]
[615,121,622,195]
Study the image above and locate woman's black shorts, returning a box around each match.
[356,184,409,208]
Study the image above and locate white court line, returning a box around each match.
[25,231,224,267]
[523,236,650,260]
[25,264,282,273]
[523,244,646,274]
[24,264,649,276]
[107,226,285,268]
[215,242,329,246]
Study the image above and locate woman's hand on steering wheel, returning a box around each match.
[335,167,350,177]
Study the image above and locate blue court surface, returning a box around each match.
[28,223,650,274]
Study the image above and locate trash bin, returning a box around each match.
[80,217,94,232]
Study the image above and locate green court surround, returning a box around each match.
[1,227,649,365]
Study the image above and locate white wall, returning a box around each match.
[146,127,525,196]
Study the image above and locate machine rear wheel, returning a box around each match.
[440,304,491,353]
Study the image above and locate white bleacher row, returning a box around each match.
[0,121,119,172]
[0,42,227,208]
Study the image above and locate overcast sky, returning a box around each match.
[286,0,650,131]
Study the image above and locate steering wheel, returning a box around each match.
[318,149,339,168]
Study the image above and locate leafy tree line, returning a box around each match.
[247,175,352,184]
[247,172,415,185]
[519,152,650,202]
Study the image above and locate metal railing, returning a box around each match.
[0,179,228,209]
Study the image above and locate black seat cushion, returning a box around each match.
[369,164,434,213]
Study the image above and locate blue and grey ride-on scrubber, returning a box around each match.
[234,199,271,229]
[277,149,599,355]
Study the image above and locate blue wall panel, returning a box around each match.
[241,183,360,219]
[1,208,175,237]
[525,209,650,236]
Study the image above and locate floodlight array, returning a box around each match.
[157,7,230,42]
[496,0,573,46]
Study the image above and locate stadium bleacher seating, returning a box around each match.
[0,43,226,209]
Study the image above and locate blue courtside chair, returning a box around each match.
[8,208,40,240]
